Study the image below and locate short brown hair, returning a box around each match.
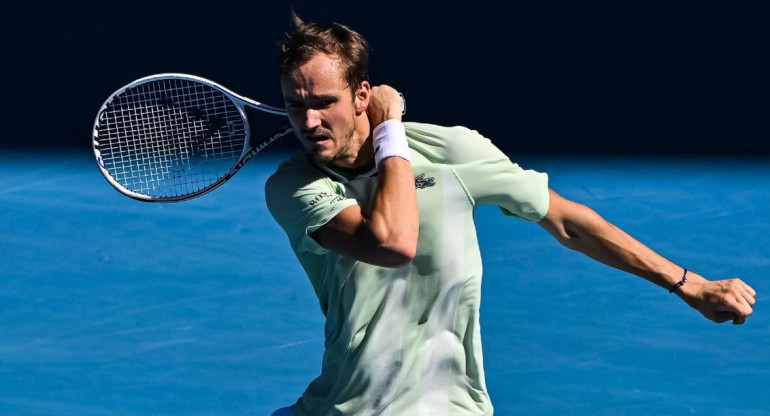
[279,11,370,93]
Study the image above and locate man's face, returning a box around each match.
[280,52,369,168]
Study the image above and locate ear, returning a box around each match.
[353,81,371,115]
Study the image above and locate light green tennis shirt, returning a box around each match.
[265,122,550,416]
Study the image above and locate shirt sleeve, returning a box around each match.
[265,157,359,254]
[406,123,550,222]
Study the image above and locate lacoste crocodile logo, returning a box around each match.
[414,173,436,189]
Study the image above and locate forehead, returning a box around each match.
[280,53,348,97]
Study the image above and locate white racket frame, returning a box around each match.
[92,73,291,202]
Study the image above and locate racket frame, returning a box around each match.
[92,73,291,202]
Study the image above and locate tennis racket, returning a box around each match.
[92,73,292,202]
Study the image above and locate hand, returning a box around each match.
[367,84,403,129]
[677,272,757,325]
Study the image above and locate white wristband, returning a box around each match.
[372,119,410,167]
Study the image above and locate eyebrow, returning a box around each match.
[286,93,338,101]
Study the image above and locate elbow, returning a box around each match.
[556,233,582,252]
[377,238,417,268]
[392,244,417,267]
[558,209,609,252]
[541,190,614,254]
[366,219,418,268]
[542,205,601,252]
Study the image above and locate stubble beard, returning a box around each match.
[309,117,358,167]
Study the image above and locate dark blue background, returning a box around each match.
[2,1,768,154]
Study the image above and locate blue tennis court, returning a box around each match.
[1,149,768,415]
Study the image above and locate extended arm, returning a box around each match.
[538,189,756,325]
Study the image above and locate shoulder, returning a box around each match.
[404,121,486,144]
[264,154,340,213]
[267,153,319,180]
[264,153,359,253]
[265,154,345,225]
[404,121,507,164]
[265,154,328,193]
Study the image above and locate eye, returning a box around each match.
[286,101,304,111]
[314,99,336,109]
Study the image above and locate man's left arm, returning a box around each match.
[538,188,757,325]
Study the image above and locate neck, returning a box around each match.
[330,113,374,170]
[347,135,375,168]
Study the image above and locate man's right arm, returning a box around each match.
[312,86,418,268]
[313,156,418,267]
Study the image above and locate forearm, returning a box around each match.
[540,189,756,324]
[367,155,419,262]
[312,156,417,267]
[563,206,756,323]
[558,206,685,290]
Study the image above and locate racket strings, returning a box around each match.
[96,78,247,198]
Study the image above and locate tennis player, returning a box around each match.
[265,13,756,416]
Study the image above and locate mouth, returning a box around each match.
[306,133,331,146]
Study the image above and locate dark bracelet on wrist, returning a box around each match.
[669,268,688,294]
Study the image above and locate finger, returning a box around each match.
[739,285,756,307]
[741,281,757,297]
[725,295,753,318]
[717,280,754,316]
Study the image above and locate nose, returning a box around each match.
[304,108,321,130]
